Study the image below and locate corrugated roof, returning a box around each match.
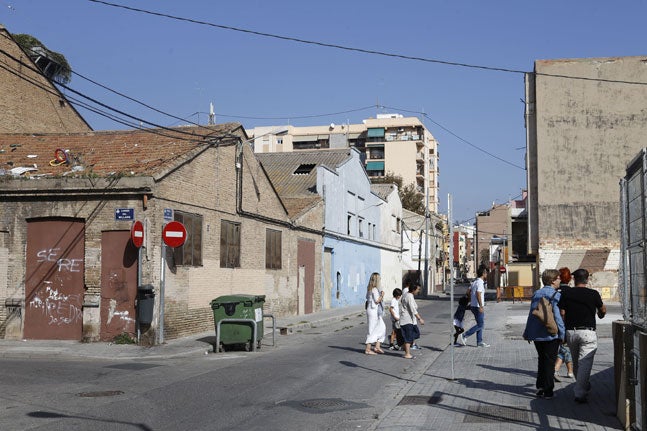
[257,149,352,217]
[0,123,244,179]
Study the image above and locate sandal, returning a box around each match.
[374,348,385,354]
[365,350,377,355]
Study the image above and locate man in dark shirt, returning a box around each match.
[558,268,606,404]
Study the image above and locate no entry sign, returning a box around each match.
[162,221,187,248]
[131,220,144,248]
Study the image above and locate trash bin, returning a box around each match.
[137,284,155,325]
[210,294,265,352]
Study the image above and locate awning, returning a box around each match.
[367,128,385,138]
[366,161,385,171]
[293,135,317,142]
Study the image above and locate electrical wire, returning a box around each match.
[88,0,647,87]
[380,104,525,170]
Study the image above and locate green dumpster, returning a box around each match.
[210,295,265,352]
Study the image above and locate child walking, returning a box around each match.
[453,294,469,346]
[389,288,403,350]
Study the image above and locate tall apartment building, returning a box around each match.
[248,113,439,213]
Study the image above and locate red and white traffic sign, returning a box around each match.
[131,220,144,248]
[162,221,187,248]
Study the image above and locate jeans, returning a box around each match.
[566,329,598,399]
[534,339,560,395]
[464,306,485,344]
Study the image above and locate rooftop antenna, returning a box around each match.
[208,102,215,125]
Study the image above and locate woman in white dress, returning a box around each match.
[365,272,386,355]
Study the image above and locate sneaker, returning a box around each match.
[554,373,562,382]
[453,342,462,347]
[389,344,400,351]
[535,389,545,398]
[458,333,467,346]
[411,344,421,350]
[567,373,575,379]
[477,342,490,347]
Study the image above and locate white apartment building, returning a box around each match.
[247,113,439,213]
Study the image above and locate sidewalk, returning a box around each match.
[375,299,623,431]
[0,304,366,360]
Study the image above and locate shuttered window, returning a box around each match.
[220,220,241,268]
[265,229,282,270]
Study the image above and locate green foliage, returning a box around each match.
[112,332,136,345]
[12,33,72,84]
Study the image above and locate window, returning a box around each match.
[347,214,352,235]
[220,220,240,268]
[173,211,203,266]
[265,229,282,269]
[293,164,316,175]
[358,218,364,238]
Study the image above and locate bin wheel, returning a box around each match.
[257,340,262,350]
[244,341,252,352]
[218,344,226,353]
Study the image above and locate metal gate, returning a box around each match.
[24,219,85,340]
[100,231,138,341]
[620,149,647,430]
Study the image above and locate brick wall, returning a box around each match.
[0,27,91,133]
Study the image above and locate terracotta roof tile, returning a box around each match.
[0,124,244,179]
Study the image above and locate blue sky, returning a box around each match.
[2,1,646,223]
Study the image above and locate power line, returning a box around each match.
[88,0,647,87]
[380,105,525,171]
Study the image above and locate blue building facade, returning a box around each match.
[317,149,386,308]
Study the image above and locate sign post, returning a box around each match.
[159,221,187,344]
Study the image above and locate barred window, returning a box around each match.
[173,211,203,266]
[265,229,282,270]
[220,220,241,268]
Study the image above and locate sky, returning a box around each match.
[1,0,646,224]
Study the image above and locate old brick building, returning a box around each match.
[0,124,322,342]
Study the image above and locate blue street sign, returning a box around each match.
[115,208,135,221]
[164,208,173,221]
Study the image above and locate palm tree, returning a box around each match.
[12,33,72,84]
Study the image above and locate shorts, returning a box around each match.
[557,343,572,362]
[400,324,420,344]
[453,318,463,328]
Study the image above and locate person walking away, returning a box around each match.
[558,268,606,404]
[523,269,565,400]
[364,272,386,355]
[554,267,575,381]
[399,283,424,359]
[462,265,490,347]
[453,294,469,346]
[388,288,403,350]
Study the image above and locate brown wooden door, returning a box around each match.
[24,219,85,340]
[100,231,138,341]
[297,239,315,314]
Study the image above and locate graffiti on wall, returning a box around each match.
[29,248,83,326]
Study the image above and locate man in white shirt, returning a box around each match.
[460,265,490,347]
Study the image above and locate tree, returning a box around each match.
[13,33,72,84]
[371,172,425,215]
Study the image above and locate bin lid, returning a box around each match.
[210,294,265,306]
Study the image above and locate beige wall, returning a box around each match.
[527,56,647,298]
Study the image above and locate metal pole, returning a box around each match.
[448,194,455,380]
[159,241,166,345]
